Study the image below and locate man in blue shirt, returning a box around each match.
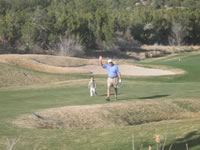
[99,56,121,101]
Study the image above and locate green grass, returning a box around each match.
[0,51,200,150]
[136,51,200,83]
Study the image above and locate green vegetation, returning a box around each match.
[1,0,200,55]
[0,51,200,149]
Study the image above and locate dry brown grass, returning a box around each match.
[14,99,200,130]
[126,45,200,60]
[29,55,99,67]
[141,45,200,52]
[0,60,70,88]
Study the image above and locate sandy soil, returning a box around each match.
[80,65,177,76]
[0,54,178,76]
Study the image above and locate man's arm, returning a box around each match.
[118,72,122,83]
[99,56,103,67]
[118,72,121,79]
[116,65,121,83]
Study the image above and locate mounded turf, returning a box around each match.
[0,51,200,150]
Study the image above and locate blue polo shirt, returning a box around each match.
[103,64,120,78]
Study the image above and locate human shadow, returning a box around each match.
[118,97,135,101]
[97,93,122,97]
[165,131,200,150]
[97,94,108,97]
[138,94,169,99]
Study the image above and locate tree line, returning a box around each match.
[0,0,200,55]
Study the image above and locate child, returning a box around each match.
[88,76,96,96]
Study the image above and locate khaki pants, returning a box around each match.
[107,77,119,88]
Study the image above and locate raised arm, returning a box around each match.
[99,56,103,67]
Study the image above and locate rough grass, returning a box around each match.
[29,55,98,67]
[0,62,56,87]
[14,99,200,129]
[0,62,89,88]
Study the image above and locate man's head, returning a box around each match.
[107,59,113,66]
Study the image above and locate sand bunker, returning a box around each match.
[80,65,176,76]
[0,54,179,76]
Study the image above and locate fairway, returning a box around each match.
[0,51,200,150]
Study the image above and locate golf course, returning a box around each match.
[0,51,200,150]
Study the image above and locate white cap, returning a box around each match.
[107,59,112,63]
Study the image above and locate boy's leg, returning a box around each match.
[90,88,93,96]
[92,88,95,96]
[95,90,98,95]
[93,88,97,95]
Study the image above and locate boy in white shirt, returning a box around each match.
[88,76,96,96]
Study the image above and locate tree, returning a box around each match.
[165,0,182,7]
[151,10,170,45]
[130,7,154,44]
[1,10,24,46]
[21,21,39,50]
[168,21,188,46]
[0,0,10,15]
[1,0,200,53]
[185,10,200,45]
[167,8,191,45]
[58,35,84,56]
[182,0,200,10]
